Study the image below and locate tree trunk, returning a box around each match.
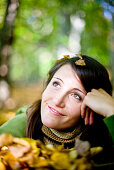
[0,0,19,108]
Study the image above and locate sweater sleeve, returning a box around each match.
[103,115,114,146]
[0,106,27,138]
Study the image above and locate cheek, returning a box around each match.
[41,99,46,123]
[70,104,81,119]
[41,91,48,115]
[41,89,51,112]
[42,85,53,100]
[42,89,49,101]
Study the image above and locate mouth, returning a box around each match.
[48,105,64,116]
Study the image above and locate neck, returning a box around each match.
[42,123,83,147]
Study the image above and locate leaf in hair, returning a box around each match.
[56,55,70,63]
[75,59,86,66]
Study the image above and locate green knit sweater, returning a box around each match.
[0,106,114,147]
[0,105,27,138]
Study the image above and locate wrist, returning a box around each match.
[105,105,114,117]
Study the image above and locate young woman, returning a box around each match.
[0,55,114,161]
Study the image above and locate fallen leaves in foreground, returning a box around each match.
[0,134,103,170]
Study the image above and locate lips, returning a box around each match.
[48,105,64,116]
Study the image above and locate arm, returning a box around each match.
[103,115,114,146]
[81,88,114,119]
[81,89,114,144]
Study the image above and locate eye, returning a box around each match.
[73,93,82,101]
[52,81,60,88]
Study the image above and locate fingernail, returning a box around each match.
[81,114,84,118]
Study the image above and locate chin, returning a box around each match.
[42,119,56,129]
[44,124,57,129]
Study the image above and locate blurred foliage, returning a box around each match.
[0,134,105,170]
[0,0,112,85]
[81,2,110,63]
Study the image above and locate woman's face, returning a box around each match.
[41,64,86,130]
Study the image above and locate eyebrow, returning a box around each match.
[53,77,64,83]
[53,76,86,95]
[73,88,86,95]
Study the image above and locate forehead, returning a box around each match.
[54,64,79,80]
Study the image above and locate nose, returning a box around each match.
[53,93,66,108]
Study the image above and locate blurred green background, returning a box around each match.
[0,0,114,120]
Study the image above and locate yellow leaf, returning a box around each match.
[90,146,103,156]
[51,152,70,169]
[0,134,13,147]
[0,158,6,170]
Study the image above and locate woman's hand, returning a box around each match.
[81,88,114,125]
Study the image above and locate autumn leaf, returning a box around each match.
[0,134,13,147]
[0,134,103,169]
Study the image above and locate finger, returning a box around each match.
[81,101,87,118]
[89,111,94,125]
[91,89,99,93]
[98,88,109,96]
[84,107,89,125]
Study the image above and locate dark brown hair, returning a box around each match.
[26,55,112,142]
